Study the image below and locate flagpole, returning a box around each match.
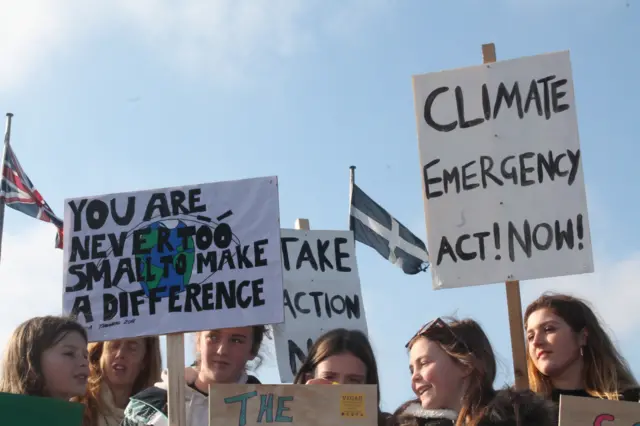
[0,112,14,262]
[348,165,356,220]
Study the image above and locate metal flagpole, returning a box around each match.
[349,165,356,256]
[348,165,356,221]
[0,112,14,263]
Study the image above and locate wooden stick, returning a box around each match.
[295,218,310,231]
[481,43,530,391]
[167,333,187,426]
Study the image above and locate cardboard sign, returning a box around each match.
[208,384,378,426]
[62,176,284,341]
[0,392,84,426]
[559,395,640,426]
[274,229,368,383]
[412,51,593,289]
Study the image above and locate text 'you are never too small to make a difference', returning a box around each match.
[65,188,272,324]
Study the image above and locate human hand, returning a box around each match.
[305,378,336,385]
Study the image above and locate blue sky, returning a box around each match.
[0,0,638,413]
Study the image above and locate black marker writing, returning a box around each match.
[281,237,351,272]
[435,214,585,265]
[423,75,570,132]
[282,289,361,320]
[69,279,267,323]
[423,149,581,200]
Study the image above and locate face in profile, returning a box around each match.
[41,331,89,399]
[526,308,585,378]
[197,327,256,384]
[102,338,147,389]
[311,352,367,385]
[409,337,467,410]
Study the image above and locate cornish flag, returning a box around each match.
[349,183,429,275]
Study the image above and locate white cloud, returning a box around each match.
[0,0,389,93]
[0,223,64,352]
[0,0,105,93]
[521,251,640,340]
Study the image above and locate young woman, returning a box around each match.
[293,328,390,426]
[121,325,268,426]
[524,292,639,403]
[0,316,89,399]
[391,317,555,426]
[74,337,162,426]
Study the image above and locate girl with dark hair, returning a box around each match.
[294,328,390,426]
[524,292,639,403]
[390,317,555,426]
[0,315,89,399]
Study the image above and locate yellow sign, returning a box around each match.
[341,393,365,418]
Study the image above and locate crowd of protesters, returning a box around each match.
[1,292,636,426]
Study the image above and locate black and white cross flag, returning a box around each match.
[349,182,429,275]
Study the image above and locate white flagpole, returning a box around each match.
[0,112,14,263]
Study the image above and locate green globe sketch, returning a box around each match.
[136,221,195,298]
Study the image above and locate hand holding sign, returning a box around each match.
[305,378,336,385]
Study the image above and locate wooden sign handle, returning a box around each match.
[482,43,530,391]
[167,333,187,426]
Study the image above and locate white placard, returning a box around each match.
[62,176,284,341]
[274,229,368,383]
[412,51,593,289]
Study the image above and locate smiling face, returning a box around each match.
[409,337,467,410]
[40,331,89,399]
[101,339,147,390]
[197,327,256,384]
[312,352,367,384]
[526,308,585,385]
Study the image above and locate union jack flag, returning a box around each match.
[0,144,63,249]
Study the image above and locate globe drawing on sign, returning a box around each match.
[136,221,195,298]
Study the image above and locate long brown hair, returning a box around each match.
[293,329,385,425]
[0,316,88,396]
[75,337,162,426]
[406,318,497,426]
[524,292,638,400]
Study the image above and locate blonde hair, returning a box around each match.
[407,318,497,426]
[524,292,638,400]
[74,337,162,426]
[0,316,88,396]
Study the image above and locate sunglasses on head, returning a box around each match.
[405,317,472,354]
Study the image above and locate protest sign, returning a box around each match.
[62,176,284,341]
[559,394,640,426]
[412,51,593,289]
[273,229,367,382]
[208,384,378,426]
[0,392,84,426]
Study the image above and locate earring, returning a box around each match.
[580,347,584,357]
